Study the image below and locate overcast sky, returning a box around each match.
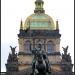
[1,0,74,72]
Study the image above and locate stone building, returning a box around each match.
[1,0,74,75]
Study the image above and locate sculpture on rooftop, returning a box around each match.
[7,46,18,62]
[62,46,68,55]
[61,46,73,72]
[6,46,18,73]
[10,46,17,55]
[62,46,71,62]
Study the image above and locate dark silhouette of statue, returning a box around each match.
[62,46,68,55]
[7,46,18,62]
[6,46,18,73]
[61,46,73,72]
[62,46,71,62]
[30,43,51,75]
[10,46,17,55]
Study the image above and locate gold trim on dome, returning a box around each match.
[30,27,54,30]
[30,19,50,22]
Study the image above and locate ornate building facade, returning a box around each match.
[1,0,74,75]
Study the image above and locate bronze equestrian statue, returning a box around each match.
[30,44,51,75]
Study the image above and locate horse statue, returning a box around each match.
[30,44,51,75]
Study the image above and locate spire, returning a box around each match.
[34,0,45,13]
[20,19,23,30]
[56,20,59,30]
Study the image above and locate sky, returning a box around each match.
[1,0,74,72]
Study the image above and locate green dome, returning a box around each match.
[24,13,56,30]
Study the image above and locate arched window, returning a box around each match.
[47,41,54,53]
[24,41,31,53]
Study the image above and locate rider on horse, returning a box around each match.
[31,44,50,75]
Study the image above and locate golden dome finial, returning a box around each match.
[20,19,23,30]
[56,19,59,30]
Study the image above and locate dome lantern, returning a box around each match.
[34,0,45,13]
